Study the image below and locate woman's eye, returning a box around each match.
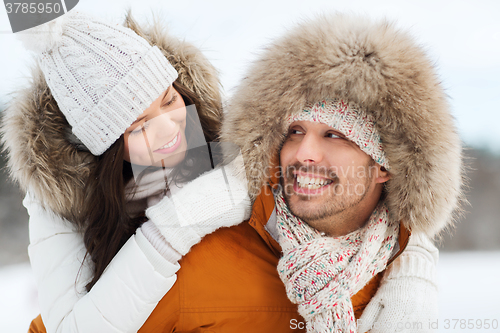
[131,122,149,135]
[130,126,143,135]
[326,132,340,139]
[161,92,178,109]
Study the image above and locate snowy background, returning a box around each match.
[2,252,500,332]
[1,0,500,331]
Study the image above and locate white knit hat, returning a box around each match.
[286,99,389,169]
[19,11,178,155]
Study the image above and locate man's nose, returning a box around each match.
[295,133,323,164]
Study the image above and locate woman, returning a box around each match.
[1,11,250,332]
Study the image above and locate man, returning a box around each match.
[221,14,463,332]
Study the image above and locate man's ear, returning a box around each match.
[374,164,391,184]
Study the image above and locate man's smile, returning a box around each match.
[291,171,337,195]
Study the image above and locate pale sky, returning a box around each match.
[1,0,499,152]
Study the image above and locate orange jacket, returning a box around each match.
[29,183,409,332]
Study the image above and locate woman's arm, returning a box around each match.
[25,194,180,333]
[27,157,251,332]
[357,232,439,333]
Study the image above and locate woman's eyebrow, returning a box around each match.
[131,115,146,126]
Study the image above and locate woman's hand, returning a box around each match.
[358,233,439,333]
[145,155,251,255]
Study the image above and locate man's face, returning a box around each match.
[279,120,388,236]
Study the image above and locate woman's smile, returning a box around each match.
[154,131,182,154]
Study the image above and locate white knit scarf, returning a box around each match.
[125,167,172,202]
[124,167,185,216]
[275,189,399,333]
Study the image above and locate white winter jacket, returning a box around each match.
[25,194,180,333]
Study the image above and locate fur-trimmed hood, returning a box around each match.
[221,14,463,237]
[1,13,222,221]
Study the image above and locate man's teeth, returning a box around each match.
[296,176,332,189]
[158,134,178,150]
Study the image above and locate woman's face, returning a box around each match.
[123,86,188,167]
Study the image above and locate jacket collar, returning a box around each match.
[248,183,282,257]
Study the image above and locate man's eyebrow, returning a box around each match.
[130,87,171,126]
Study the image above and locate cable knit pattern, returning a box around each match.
[275,190,399,333]
[32,11,178,155]
[286,99,389,169]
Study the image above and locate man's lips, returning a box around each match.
[291,172,336,194]
[154,131,181,154]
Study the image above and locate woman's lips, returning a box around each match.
[154,131,182,154]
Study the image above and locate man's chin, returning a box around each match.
[285,195,323,219]
[286,189,326,204]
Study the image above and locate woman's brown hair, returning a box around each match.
[79,81,220,291]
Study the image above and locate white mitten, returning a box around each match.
[358,233,439,333]
[145,155,251,255]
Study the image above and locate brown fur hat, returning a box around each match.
[221,14,464,237]
[1,12,222,222]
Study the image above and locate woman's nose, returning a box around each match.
[149,112,177,140]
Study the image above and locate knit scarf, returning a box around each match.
[124,167,182,216]
[275,189,399,333]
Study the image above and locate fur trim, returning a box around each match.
[221,14,464,237]
[1,12,222,221]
